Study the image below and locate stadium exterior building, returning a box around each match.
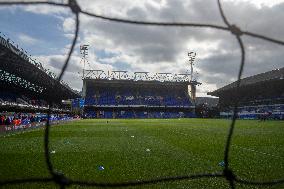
[208,68,284,119]
[81,70,200,118]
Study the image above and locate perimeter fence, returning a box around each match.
[0,0,284,188]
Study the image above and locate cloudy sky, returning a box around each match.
[0,0,283,97]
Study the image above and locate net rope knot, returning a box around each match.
[68,0,81,14]
[1,0,284,188]
[53,173,70,187]
[223,169,236,182]
[229,24,243,36]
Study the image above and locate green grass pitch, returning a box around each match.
[0,119,284,189]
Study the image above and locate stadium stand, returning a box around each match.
[0,33,79,113]
[209,67,284,119]
[82,71,200,118]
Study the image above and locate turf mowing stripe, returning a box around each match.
[147,131,218,171]
[232,145,284,159]
[166,131,221,168]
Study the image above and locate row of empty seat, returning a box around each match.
[84,88,192,107]
[85,110,195,119]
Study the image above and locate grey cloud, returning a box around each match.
[40,55,82,76]
[80,0,283,95]
[12,0,284,95]
[62,72,82,91]
[59,0,284,94]
[198,53,240,83]
[81,0,228,64]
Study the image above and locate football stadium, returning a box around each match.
[0,1,284,189]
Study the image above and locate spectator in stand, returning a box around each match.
[0,115,5,132]
[12,117,17,130]
[30,115,36,126]
[0,115,3,125]
[5,116,11,130]
[16,117,21,127]
[21,116,30,129]
[36,115,41,123]
[13,117,21,130]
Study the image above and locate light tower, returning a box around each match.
[188,51,197,82]
[80,44,89,78]
[187,51,197,101]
